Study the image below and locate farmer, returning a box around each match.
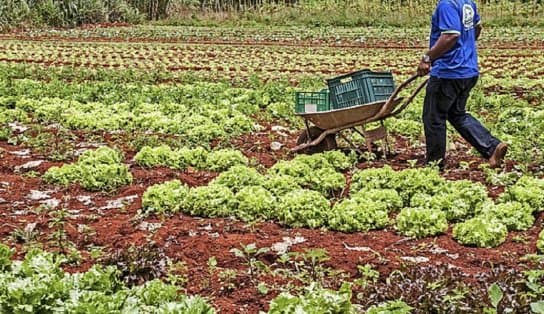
[417,0,507,169]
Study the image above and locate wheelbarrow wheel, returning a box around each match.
[296,126,337,154]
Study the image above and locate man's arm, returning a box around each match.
[417,33,459,76]
[475,23,482,41]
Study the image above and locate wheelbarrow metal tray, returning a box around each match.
[296,98,403,130]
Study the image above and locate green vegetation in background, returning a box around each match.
[1,0,543,31]
[155,0,544,28]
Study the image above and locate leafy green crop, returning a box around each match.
[185,184,235,217]
[410,180,489,221]
[0,246,215,313]
[498,176,544,212]
[350,165,397,193]
[276,189,331,228]
[43,146,133,191]
[142,180,189,215]
[263,174,302,197]
[478,201,535,231]
[395,207,448,238]
[267,283,356,314]
[452,217,508,248]
[207,149,249,172]
[211,165,266,193]
[350,166,444,204]
[328,198,390,232]
[537,229,544,253]
[352,188,403,212]
[269,153,348,196]
[135,145,247,171]
[365,300,413,314]
[232,186,276,222]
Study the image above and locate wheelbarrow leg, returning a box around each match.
[362,123,389,160]
[338,131,363,155]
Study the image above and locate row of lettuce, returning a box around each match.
[41,146,544,249]
[1,67,544,164]
[0,243,418,313]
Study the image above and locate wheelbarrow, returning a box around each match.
[292,74,429,154]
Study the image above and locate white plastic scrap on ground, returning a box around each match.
[15,160,44,172]
[271,236,307,254]
[10,149,31,157]
[76,195,94,206]
[8,122,29,133]
[137,221,162,233]
[343,243,372,252]
[40,198,60,208]
[27,190,54,201]
[400,256,430,264]
[270,142,283,150]
[98,195,138,210]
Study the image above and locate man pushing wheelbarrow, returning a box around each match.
[293,0,507,170]
[417,0,507,169]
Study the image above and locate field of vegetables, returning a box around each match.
[0,24,544,313]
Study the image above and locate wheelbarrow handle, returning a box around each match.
[376,74,428,118]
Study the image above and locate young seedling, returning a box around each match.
[230,243,270,284]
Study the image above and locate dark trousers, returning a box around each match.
[423,76,500,166]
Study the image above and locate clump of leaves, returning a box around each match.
[357,264,483,312]
[350,165,397,193]
[537,230,544,254]
[276,189,330,228]
[102,243,168,287]
[268,153,347,196]
[211,165,265,193]
[410,180,489,221]
[350,166,445,205]
[206,149,249,172]
[43,146,132,191]
[453,217,508,248]
[231,186,276,222]
[263,174,302,197]
[329,198,390,232]
[0,243,14,272]
[498,175,544,212]
[0,245,215,312]
[365,300,413,314]
[267,282,356,314]
[478,201,535,231]
[395,207,448,238]
[134,145,247,172]
[352,188,403,212]
[141,180,189,215]
[185,184,235,217]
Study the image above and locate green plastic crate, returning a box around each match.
[295,89,331,113]
[326,70,395,109]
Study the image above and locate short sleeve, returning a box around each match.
[437,1,462,35]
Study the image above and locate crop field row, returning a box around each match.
[3,25,543,49]
[1,40,543,92]
[1,25,544,313]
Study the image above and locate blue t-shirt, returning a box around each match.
[430,0,481,79]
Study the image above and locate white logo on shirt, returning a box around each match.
[463,4,475,30]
